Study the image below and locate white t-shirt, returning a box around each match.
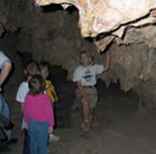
[0,51,11,69]
[73,64,104,86]
[16,81,29,129]
[16,81,29,103]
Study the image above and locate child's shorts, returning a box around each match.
[81,87,98,109]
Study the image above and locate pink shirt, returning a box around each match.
[24,93,55,127]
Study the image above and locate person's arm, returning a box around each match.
[0,62,12,87]
[73,68,82,93]
[75,81,83,97]
[16,82,27,112]
[20,104,25,113]
[103,52,111,72]
[23,96,30,126]
[73,67,83,87]
[45,96,55,128]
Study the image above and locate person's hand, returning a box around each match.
[104,52,111,72]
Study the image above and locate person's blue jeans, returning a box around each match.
[0,94,10,125]
[23,129,30,154]
[28,120,48,154]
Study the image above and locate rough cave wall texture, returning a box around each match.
[0,0,156,109]
[33,0,156,38]
[0,0,97,93]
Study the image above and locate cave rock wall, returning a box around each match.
[1,0,156,110]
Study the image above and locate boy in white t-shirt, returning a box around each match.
[16,61,39,154]
[73,50,110,132]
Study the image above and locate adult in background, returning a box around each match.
[0,50,13,141]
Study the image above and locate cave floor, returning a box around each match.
[2,84,156,154]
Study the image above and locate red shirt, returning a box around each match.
[24,93,54,127]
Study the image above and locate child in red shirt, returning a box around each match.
[24,75,54,154]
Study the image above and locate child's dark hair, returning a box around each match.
[24,60,39,79]
[24,60,37,70]
[39,61,51,79]
[39,61,50,70]
[29,75,44,95]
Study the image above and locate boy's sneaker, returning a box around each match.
[49,134,60,143]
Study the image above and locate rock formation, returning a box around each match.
[1,0,156,109]
[34,0,156,36]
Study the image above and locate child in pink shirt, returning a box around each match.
[24,75,54,154]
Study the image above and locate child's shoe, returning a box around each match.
[49,134,60,143]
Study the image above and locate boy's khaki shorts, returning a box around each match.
[80,86,98,109]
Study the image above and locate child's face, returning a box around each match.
[29,76,43,94]
[40,67,49,80]
[80,53,91,66]
[25,63,40,81]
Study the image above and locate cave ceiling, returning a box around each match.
[34,0,156,51]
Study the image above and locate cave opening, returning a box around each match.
[1,1,156,154]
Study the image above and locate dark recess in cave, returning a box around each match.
[41,4,63,12]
